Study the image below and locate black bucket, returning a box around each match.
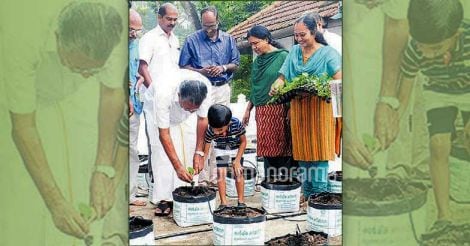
[172,186,216,203]
[261,176,301,191]
[213,207,267,245]
[307,192,342,236]
[129,216,153,241]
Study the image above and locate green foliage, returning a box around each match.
[186,167,195,175]
[362,133,378,153]
[193,1,273,31]
[268,73,332,104]
[231,55,252,103]
[78,203,96,222]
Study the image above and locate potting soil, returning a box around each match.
[265,231,328,246]
[310,193,342,205]
[343,178,424,202]
[174,186,215,197]
[215,207,263,218]
[421,223,470,246]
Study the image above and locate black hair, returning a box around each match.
[158,2,176,17]
[178,80,208,106]
[200,6,218,20]
[408,0,463,44]
[57,2,123,61]
[247,25,284,49]
[309,11,326,28]
[295,12,328,46]
[208,104,232,128]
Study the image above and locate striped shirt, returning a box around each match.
[204,117,246,150]
[401,20,470,94]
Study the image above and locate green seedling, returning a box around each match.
[187,167,195,188]
[78,203,96,246]
[362,134,380,178]
[78,203,96,223]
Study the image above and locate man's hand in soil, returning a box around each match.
[343,129,373,170]
[90,172,115,219]
[176,165,193,183]
[49,198,89,239]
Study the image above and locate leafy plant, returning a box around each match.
[187,167,195,188]
[268,73,332,104]
[78,203,96,223]
[362,133,378,153]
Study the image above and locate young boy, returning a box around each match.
[376,0,469,238]
[203,104,247,209]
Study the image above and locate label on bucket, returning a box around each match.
[343,205,426,245]
[226,177,256,197]
[129,231,155,246]
[213,222,265,245]
[261,187,301,213]
[328,180,342,193]
[173,199,216,227]
[307,206,342,236]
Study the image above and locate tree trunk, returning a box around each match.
[181,1,201,30]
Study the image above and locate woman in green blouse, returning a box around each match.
[243,25,295,178]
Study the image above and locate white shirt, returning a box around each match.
[324,30,342,55]
[154,69,213,129]
[139,24,180,81]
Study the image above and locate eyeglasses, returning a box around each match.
[129,28,143,36]
[202,22,219,30]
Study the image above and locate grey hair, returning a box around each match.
[57,2,123,61]
[179,80,208,106]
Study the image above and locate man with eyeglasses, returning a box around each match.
[179,6,240,187]
[1,1,126,244]
[150,69,213,216]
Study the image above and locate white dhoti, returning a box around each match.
[150,114,197,203]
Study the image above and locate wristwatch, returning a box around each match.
[222,65,227,72]
[94,165,116,178]
[195,151,205,157]
[378,96,400,110]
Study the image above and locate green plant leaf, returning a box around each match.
[78,203,95,221]
[362,133,377,152]
[187,167,195,175]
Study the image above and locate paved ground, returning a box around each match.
[130,185,342,245]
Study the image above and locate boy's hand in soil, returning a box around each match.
[232,160,243,177]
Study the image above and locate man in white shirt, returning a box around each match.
[310,11,342,54]
[137,2,181,207]
[151,69,213,215]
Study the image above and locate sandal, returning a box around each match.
[154,201,173,217]
[217,204,227,210]
[421,220,452,241]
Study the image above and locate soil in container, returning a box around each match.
[129,216,154,245]
[343,178,427,216]
[265,231,328,246]
[214,207,264,219]
[343,178,428,245]
[421,223,470,246]
[213,207,266,245]
[261,176,302,213]
[307,192,342,236]
[173,186,215,198]
[172,186,217,227]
